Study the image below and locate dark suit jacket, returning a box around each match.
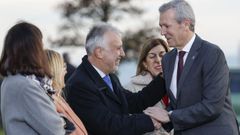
[65,55,166,135]
[64,62,76,82]
[162,35,239,135]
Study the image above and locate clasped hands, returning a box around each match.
[143,107,170,130]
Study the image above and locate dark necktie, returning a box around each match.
[177,51,186,85]
[103,75,113,91]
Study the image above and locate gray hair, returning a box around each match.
[85,23,122,55]
[159,0,195,32]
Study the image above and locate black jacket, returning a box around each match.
[65,55,166,135]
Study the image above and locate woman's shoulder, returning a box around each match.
[2,74,47,101]
[4,74,26,83]
[2,74,35,94]
[124,73,153,92]
[130,73,153,85]
[3,74,39,87]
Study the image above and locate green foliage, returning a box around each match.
[0,129,4,135]
[231,93,240,124]
[49,0,160,60]
[50,0,143,47]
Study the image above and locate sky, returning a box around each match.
[0,0,240,68]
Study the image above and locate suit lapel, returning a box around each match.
[177,35,202,98]
[103,87,121,104]
[109,74,130,112]
[165,49,177,90]
[165,49,178,104]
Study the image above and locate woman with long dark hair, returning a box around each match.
[0,22,65,135]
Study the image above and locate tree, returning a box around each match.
[49,0,159,60]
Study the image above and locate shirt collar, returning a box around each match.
[179,34,196,53]
[92,65,106,78]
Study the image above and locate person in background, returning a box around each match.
[125,38,171,135]
[144,1,239,135]
[0,75,3,128]
[0,75,2,85]
[0,21,65,135]
[63,52,76,82]
[45,49,88,135]
[65,23,166,135]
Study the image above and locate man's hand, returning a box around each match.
[151,117,162,130]
[144,107,170,123]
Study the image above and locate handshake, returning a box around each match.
[143,107,170,130]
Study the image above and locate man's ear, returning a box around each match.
[182,19,191,30]
[94,47,104,59]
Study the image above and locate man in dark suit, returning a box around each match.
[63,52,76,82]
[65,23,166,135]
[144,1,239,135]
[0,75,3,128]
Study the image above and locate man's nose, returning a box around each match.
[121,48,125,57]
[160,28,166,35]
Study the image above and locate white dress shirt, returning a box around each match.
[170,34,196,98]
[92,65,106,78]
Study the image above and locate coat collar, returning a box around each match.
[81,55,121,104]
[130,72,153,86]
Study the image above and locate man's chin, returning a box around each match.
[109,66,118,73]
[167,40,175,47]
[168,43,175,48]
[114,66,119,71]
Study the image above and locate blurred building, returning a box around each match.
[230,69,240,93]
